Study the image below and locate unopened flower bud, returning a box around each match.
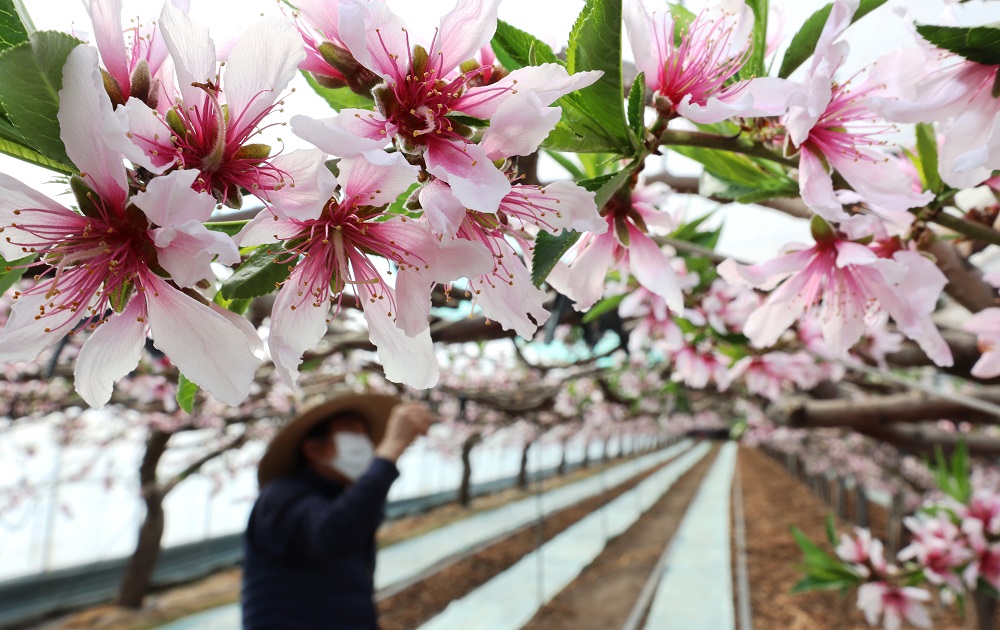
[70,175,103,219]
[318,41,381,97]
[130,59,153,107]
[101,68,126,108]
[311,72,348,90]
[233,143,272,163]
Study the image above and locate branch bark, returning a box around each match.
[769,391,1000,429]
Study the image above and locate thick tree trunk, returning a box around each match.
[557,441,567,476]
[457,434,480,507]
[116,430,170,609]
[581,442,590,469]
[517,440,533,490]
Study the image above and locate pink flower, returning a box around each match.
[870,26,1000,188]
[0,46,260,407]
[119,5,330,214]
[670,343,727,389]
[857,582,932,630]
[721,351,821,401]
[408,175,603,338]
[782,0,933,220]
[84,0,183,109]
[964,308,1000,379]
[719,220,951,365]
[624,0,797,123]
[291,0,601,214]
[547,182,683,313]
[960,490,1000,535]
[620,287,684,355]
[836,527,887,577]
[237,155,491,389]
[899,514,971,593]
[961,519,1000,591]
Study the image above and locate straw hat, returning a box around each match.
[257,392,400,488]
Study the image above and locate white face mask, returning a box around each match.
[329,432,374,481]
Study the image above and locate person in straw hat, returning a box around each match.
[241,391,434,629]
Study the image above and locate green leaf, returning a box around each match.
[673,145,799,202]
[302,70,374,112]
[627,72,646,140]
[740,0,768,81]
[825,514,839,547]
[205,220,248,238]
[915,24,1000,66]
[212,288,252,316]
[0,135,74,174]
[914,122,942,194]
[778,0,889,78]
[220,244,293,300]
[532,229,581,287]
[582,293,626,323]
[667,3,696,42]
[176,373,198,414]
[0,31,83,167]
[563,0,633,154]
[0,0,29,53]
[791,576,854,594]
[491,19,561,71]
[0,252,31,294]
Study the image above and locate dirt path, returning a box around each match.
[376,447,696,630]
[519,443,720,630]
[738,447,966,630]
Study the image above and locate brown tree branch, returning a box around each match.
[769,391,1000,429]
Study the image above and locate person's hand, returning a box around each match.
[374,402,434,463]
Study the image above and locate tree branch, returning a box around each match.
[161,432,248,496]
[769,390,1000,429]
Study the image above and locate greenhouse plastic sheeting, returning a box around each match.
[417,442,712,630]
[644,441,738,629]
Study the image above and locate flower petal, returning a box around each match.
[433,0,501,73]
[263,149,339,221]
[84,0,130,92]
[114,98,175,173]
[74,298,147,408]
[0,173,75,260]
[799,147,849,221]
[364,300,439,389]
[339,153,418,209]
[557,232,616,311]
[291,110,389,157]
[268,270,330,386]
[224,17,305,135]
[144,274,260,405]
[479,92,561,160]
[159,1,217,110]
[0,291,86,363]
[296,0,342,41]
[338,0,408,80]
[425,139,510,213]
[152,220,240,287]
[132,169,217,226]
[627,226,683,313]
[392,269,434,338]
[455,64,602,119]
[472,254,550,338]
[58,45,128,208]
[419,179,467,238]
[718,249,812,291]
[234,211,301,247]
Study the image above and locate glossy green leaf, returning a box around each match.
[220,244,293,300]
[302,70,374,112]
[915,24,1000,66]
[673,145,799,203]
[0,31,83,166]
[491,19,561,71]
[176,373,198,414]
[627,72,646,140]
[0,135,75,174]
[741,0,768,81]
[778,0,888,78]
[0,0,29,53]
[563,0,633,154]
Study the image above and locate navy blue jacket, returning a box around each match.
[242,458,399,629]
